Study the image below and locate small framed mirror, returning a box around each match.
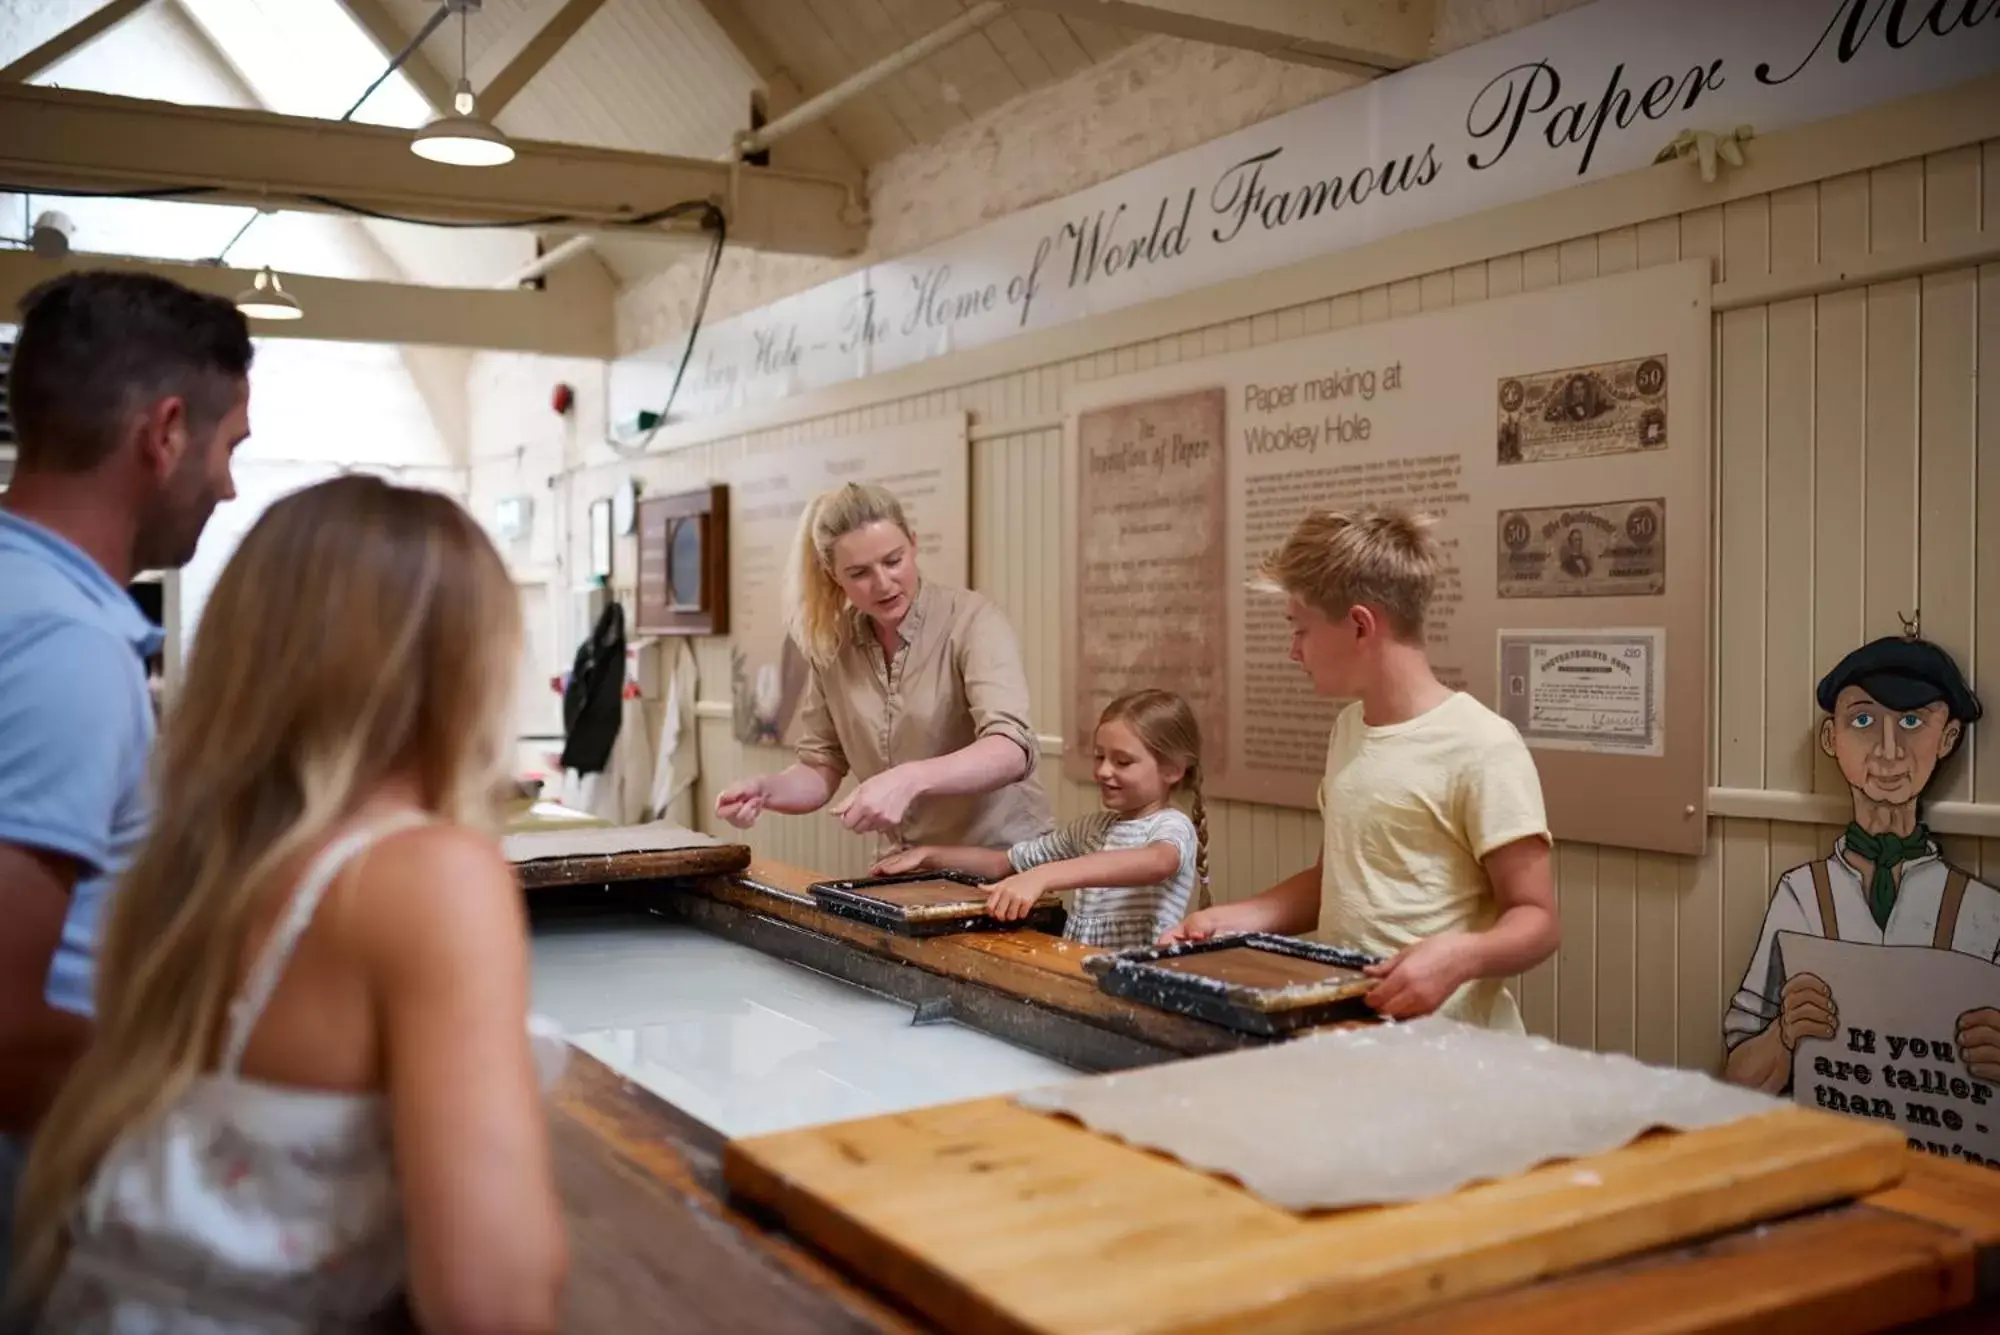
[635,484,729,636]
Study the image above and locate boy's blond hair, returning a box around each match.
[1258,504,1441,638]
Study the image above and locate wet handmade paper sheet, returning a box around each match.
[1014,1017,1782,1211]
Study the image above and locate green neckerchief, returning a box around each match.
[1843,822,1933,929]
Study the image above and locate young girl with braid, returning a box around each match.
[877,690,1207,950]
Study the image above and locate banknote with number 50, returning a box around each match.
[1497,499,1665,599]
[1496,356,1667,466]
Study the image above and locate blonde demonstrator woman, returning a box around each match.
[716,482,1052,855]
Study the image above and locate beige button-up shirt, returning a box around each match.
[794,581,1053,852]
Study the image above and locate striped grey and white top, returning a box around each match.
[1007,807,1200,950]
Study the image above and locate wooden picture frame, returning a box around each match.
[1081,933,1381,1036]
[807,870,1066,938]
[635,484,729,636]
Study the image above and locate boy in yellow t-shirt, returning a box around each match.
[1162,505,1558,1031]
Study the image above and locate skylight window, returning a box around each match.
[174,0,433,127]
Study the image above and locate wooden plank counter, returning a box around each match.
[506,823,753,893]
[549,1050,2000,1334]
[537,857,2000,1332]
[548,1053,921,1334]
[516,842,751,891]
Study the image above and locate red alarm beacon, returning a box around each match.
[551,382,575,416]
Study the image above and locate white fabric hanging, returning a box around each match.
[650,638,701,827]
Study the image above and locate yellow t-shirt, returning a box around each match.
[1315,691,1550,1032]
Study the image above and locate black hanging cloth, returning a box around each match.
[560,600,627,775]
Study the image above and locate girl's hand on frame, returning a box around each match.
[1157,904,1235,946]
[985,870,1051,923]
[871,846,935,875]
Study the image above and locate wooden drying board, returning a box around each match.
[515,843,751,891]
[1084,933,1380,1036]
[724,1096,1909,1335]
[810,871,1067,938]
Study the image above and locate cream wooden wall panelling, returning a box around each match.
[1714,191,1767,1087]
[1922,151,1983,815]
[591,135,2000,1075]
[1761,179,1828,1077]
[1507,240,1560,1042]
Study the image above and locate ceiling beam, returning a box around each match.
[334,0,456,114]
[0,249,613,356]
[480,0,610,120]
[2,0,155,82]
[1011,0,1435,74]
[688,0,862,182]
[0,84,867,257]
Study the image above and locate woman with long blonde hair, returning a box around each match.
[7,476,567,1333]
[715,481,1051,856]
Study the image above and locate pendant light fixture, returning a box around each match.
[411,2,513,167]
[234,266,303,321]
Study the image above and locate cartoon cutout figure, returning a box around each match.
[1723,632,2000,1095]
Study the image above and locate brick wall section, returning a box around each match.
[1431,0,1598,56]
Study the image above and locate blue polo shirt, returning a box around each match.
[0,509,161,1016]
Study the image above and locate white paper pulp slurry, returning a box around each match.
[530,917,1076,1137]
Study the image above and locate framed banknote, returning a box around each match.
[1497,499,1665,599]
[1496,355,1668,465]
[1497,629,1665,758]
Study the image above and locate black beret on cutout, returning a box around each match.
[1816,636,1982,722]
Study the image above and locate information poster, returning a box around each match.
[1070,388,1229,777]
[728,415,969,747]
[1063,261,1711,854]
[1781,933,2000,1169]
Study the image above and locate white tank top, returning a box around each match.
[36,815,567,1334]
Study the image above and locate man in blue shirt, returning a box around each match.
[0,272,253,1274]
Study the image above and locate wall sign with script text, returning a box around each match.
[1062,261,1712,857]
[613,0,1999,429]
